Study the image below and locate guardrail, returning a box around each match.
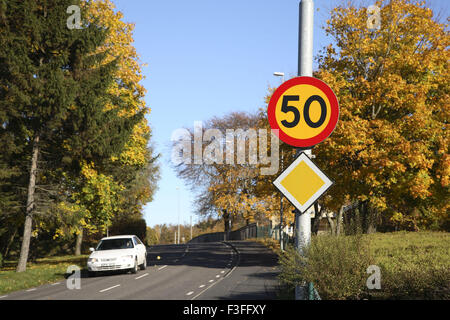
[188,223,293,244]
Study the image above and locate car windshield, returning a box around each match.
[96,238,134,251]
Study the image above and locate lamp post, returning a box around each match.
[295,0,314,300]
[274,72,285,251]
[177,187,181,244]
[190,216,193,240]
[273,72,285,84]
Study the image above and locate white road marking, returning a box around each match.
[186,291,194,296]
[26,288,36,292]
[0,295,8,299]
[99,284,120,293]
[199,285,205,288]
[215,275,220,278]
[135,273,148,280]
[158,265,167,270]
[51,282,60,286]
[191,241,240,300]
[220,271,225,273]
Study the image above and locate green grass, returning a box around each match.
[0,255,88,295]
[366,231,450,299]
[276,231,450,300]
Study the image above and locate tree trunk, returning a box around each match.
[326,212,336,236]
[75,228,83,256]
[16,134,39,272]
[3,228,18,259]
[223,210,230,240]
[311,202,322,235]
[336,206,344,236]
[366,205,378,234]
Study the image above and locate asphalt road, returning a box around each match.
[1,241,279,300]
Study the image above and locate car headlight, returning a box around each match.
[88,258,98,263]
[122,255,134,259]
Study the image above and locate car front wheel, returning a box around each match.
[140,254,147,270]
[131,257,138,274]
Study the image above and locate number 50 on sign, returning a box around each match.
[267,76,339,148]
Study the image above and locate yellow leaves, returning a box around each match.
[82,1,152,173]
[313,0,449,220]
[390,211,404,222]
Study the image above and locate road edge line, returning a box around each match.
[190,241,240,300]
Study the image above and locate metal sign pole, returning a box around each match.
[295,0,314,300]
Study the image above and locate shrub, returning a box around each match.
[277,232,450,300]
[0,253,2,268]
[278,235,373,300]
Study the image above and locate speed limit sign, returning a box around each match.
[267,76,339,148]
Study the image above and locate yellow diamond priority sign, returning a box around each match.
[273,152,333,213]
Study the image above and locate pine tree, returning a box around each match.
[0,0,141,271]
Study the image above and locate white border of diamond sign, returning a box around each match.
[273,152,333,214]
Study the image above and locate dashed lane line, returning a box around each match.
[135,273,149,280]
[186,291,194,296]
[158,265,167,270]
[99,284,120,293]
[191,241,240,300]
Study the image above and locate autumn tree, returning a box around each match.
[39,0,160,255]
[313,0,449,231]
[0,0,130,271]
[74,0,159,248]
[174,111,280,233]
[0,0,158,269]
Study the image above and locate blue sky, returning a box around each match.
[112,0,449,227]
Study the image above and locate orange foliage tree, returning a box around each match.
[312,0,449,231]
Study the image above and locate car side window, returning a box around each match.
[135,237,143,245]
[132,237,139,246]
[127,239,134,248]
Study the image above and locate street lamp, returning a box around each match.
[274,72,285,251]
[176,186,180,244]
[273,72,285,83]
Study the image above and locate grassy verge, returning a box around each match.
[272,231,449,299]
[248,237,281,253]
[0,255,88,295]
[366,231,450,299]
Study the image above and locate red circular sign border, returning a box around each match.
[267,76,339,148]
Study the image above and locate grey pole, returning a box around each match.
[177,187,180,245]
[298,0,314,78]
[295,0,314,300]
[280,150,284,251]
[273,72,286,251]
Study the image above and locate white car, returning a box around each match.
[87,235,147,276]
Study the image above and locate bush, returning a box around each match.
[278,235,373,300]
[0,253,2,268]
[277,232,450,300]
